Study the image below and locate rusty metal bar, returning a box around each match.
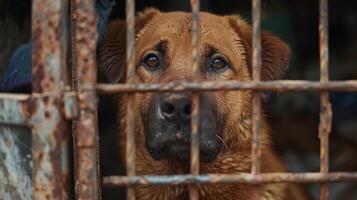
[0,93,78,127]
[251,0,262,199]
[251,0,262,175]
[102,172,357,186]
[319,0,332,200]
[0,94,34,127]
[96,80,357,94]
[31,0,70,198]
[189,0,201,199]
[125,0,137,199]
[72,0,101,199]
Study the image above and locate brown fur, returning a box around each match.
[99,9,309,200]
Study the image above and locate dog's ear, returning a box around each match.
[226,15,291,81]
[98,8,159,83]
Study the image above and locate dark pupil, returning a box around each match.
[212,58,225,69]
[146,56,159,68]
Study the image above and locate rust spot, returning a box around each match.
[43,96,50,105]
[45,111,51,119]
[50,122,65,199]
[53,96,64,111]
[38,152,44,161]
[44,83,51,90]
[48,20,54,28]
[54,26,60,39]
[23,97,38,119]
[32,64,45,93]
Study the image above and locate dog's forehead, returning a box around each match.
[156,12,232,37]
[136,11,241,55]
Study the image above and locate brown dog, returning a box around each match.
[99,9,309,200]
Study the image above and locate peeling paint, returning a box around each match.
[0,127,32,200]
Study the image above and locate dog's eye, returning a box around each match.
[212,58,226,69]
[208,54,230,72]
[142,52,162,71]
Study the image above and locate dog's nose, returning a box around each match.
[147,92,221,162]
[160,93,191,122]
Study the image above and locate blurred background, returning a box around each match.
[1,0,356,199]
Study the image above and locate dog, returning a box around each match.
[99,8,309,200]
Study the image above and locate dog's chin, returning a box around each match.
[148,142,190,161]
[148,142,220,163]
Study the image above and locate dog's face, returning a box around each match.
[99,9,290,163]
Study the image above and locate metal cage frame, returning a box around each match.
[1,0,357,199]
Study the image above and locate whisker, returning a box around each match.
[216,134,228,151]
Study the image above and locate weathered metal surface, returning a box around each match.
[319,0,332,200]
[63,92,79,120]
[0,93,78,127]
[72,0,101,199]
[0,92,76,200]
[251,1,262,199]
[31,0,70,199]
[96,80,357,94]
[125,0,137,199]
[251,0,262,175]
[32,1,67,93]
[31,96,69,200]
[0,94,74,199]
[102,172,357,186]
[0,94,32,200]
[0,94,34,127]
[0,126,32,200]
[189,0,201,199]
[74,91,100,199]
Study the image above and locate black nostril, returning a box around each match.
[161,102,175,116]
[160,93,192,122]
[183,104,191,116]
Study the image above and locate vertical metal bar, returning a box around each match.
[126,0,136,199]
[319,0,332,200]
[72,0,101,199]
[31,0,69,199]
[251,0,262,199]
[70,1,79,199]
[190,0,200,199]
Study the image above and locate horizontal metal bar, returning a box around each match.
[0,92,78,127]
[63,92,79,120]
[0,94,33,126]
[102,172,357,187]
[96,80,357,94]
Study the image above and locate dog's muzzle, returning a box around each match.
[144,92,222,163]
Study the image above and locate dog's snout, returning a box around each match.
[200,140,220,162]
[146,92,221,162]
[160,94,191,122]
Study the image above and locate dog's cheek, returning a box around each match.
[135,93,152,136]
[216,90,253,148]
[212,92,227,122]
[211,92,230,140]
[137,66,155,83]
